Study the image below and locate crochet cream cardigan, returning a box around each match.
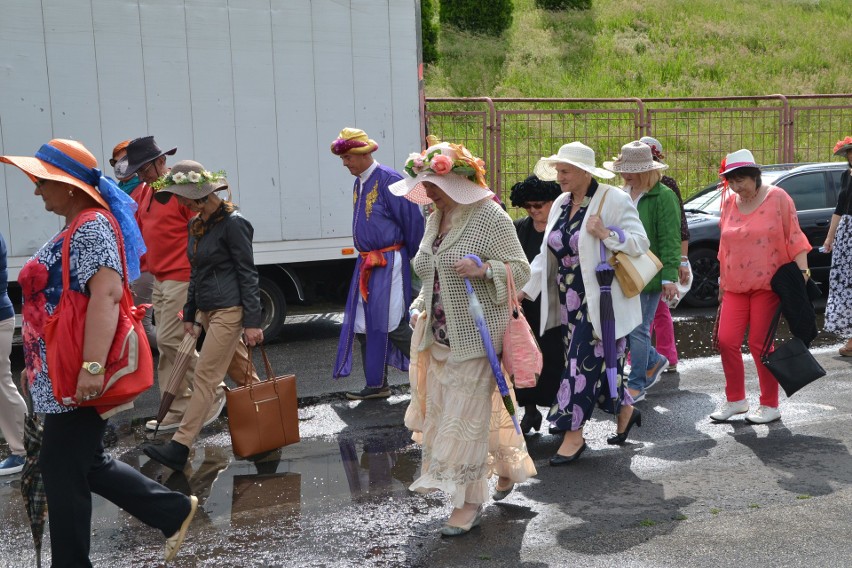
[410,198,530,362]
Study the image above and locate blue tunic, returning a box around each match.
[333,164,425,384]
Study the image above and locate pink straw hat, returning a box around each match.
[389,142,494,205]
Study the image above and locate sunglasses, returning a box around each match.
[523,202,547,210]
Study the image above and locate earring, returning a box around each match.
[68,189,74,197]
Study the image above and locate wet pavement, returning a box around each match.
[2,306,852,566]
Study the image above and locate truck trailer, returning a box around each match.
[0,0,425,340]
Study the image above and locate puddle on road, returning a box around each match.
[0,421,430,566]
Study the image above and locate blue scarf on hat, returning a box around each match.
[35,144,146,281]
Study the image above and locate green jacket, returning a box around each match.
[635,181,682,292]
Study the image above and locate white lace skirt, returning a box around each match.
[405,318,537,508]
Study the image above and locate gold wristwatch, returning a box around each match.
[81,361,106,375]
[800,268,811,278]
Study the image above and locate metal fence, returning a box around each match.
[425,95,852,210]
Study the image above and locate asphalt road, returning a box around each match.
[2,308,852,567]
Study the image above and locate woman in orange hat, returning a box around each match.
[823,136,852,356]
[1,139,197,565]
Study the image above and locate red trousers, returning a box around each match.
[717,289,780,408]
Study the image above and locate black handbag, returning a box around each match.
[760,307,825,397]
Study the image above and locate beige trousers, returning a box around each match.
[152,279,196,422]
[0,317,26,456]
[172,307,258,447]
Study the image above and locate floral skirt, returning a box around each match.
[405,319,537,508]
[825,216,852,337]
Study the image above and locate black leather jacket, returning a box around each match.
[183,208,262,328]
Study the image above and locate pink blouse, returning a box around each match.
[718,186,811,293]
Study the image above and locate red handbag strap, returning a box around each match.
[60,208,133,305]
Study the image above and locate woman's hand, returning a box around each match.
[184,322,201,337]
[244,327,264,347]
[822,239,833,253]
[409,309,423,329]
[585,215,609,240]
[661,282,678,303]
[453,257,487,279]
[678,264,691,285]
[74,369,103,404]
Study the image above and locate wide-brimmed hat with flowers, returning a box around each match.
[604,141,669,174]
[534,142,615,181]
[833,136,852,157]
[152,160,228,204]
[389,142,494,205]
[330,128,379,156]
[719,148,761,176]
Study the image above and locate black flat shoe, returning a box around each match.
[607,407,642,446]
[143,440,190,471]
[520,408,543,435]
[548,425,566,435]
[549,443,587,466]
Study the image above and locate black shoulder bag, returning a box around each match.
[760,306,826,398]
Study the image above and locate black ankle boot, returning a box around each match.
[143,441,190,471]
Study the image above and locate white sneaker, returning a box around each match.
[709,399,749,422]
[745,405,781,424]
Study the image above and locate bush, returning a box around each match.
[535,0,592,10]
[439,0,513,36]
[422,0,439,65]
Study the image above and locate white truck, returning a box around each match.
[0,0,425,340]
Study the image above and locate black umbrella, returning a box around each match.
[20,412,46,568]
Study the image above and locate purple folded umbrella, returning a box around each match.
[462,254,521,435]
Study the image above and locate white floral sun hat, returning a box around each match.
[534,141,615,181]
[603,141,669,174]
[389,142,494,205]
[152,160,228,203]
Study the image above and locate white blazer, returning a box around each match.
[522,183,649,340]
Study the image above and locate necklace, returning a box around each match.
[739,187,761,204]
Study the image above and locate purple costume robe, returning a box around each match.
[333,164,424,386]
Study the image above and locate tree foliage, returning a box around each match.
[534,0,592,9]
[439,0,513,36]
[422,0,439,65]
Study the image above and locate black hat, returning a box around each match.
[115,136,177,178]
[509,175,562,207]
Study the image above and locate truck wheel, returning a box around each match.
[258,276,286,342]
[682,247,719,308]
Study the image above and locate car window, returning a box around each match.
[776,172,827,211]
[828,169,844,207]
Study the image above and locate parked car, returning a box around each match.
[681,162,847,308]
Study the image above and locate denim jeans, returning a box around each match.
[627,291,664,393]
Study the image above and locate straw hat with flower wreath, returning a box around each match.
[389,141,494,205]
[152,160,228,204]
[833,136,852,157]
[603,141,669,174]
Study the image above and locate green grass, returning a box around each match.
[423,0,852,202]
[425,0,852,98]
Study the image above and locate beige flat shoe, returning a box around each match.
[164,495,198,562]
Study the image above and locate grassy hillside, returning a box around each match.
[425,0,852,98]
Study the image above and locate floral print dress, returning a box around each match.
[546,187,627,432]
[17,214,122,414]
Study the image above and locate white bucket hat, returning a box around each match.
[534,142,615,181]
[719,148,761,176]
[389,142,494,205]
[604,141,669,174]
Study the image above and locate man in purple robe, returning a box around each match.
[331,128,425,399]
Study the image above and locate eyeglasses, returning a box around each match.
[138,161,155,176]
[523,202,547,210]
[34,179,47,189]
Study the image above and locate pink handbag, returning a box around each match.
[501,263,543,388]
